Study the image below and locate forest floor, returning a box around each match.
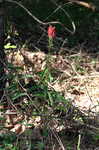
[1,0,99,148]
[0,44,99,150]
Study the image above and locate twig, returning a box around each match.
[17,80,40,112]
[67,0,96,11]
[50,0,76,34]
[49,127,66,150]
[6,0,75,34]
[77,134,81,150]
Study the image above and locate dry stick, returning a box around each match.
[49,127,66,150]
[5,89,18,111]
[67,0,96,11]
[44,5,62,21]
[50,0,76,34]
[0,58,18,110]
[85,84,93,103]
[5,0,58,25]
[71,62,81,77]
[6,0,75,34]
[84,83,97,115]
[17,80,40,112]
[72,73,99,80]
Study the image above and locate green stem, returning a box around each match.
[77,134,81,150]
[48,37,53,53]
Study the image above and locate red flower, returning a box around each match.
[47,25,56,38]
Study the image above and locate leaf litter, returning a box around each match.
[1,48,99,149]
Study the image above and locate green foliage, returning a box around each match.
[4,43,17,49]
[0,133,17,150]
[36,141,45,150]
[95,134,99,141]
[1,1,99,149]
[38,67,53,84]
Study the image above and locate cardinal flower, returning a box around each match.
[47,25,56,51]
[47,25,56,39]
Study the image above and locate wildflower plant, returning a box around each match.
[44,25,56,68]
[43,25,56,83]
[47,25,56,51]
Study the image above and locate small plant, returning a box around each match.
[47,25,56,52]
[36,141,45,150]
[0,133,17,150]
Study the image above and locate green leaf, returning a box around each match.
[7,63,23,70]
[21,74,34,79]
[12,92,27,100]
[4,43,17,49]
[0,117,5,121]
[95,135,99,140]
[47,92,53,106]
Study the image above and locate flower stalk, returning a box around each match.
[47,25,56,51]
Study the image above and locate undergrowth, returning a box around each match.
[0,0,99,150]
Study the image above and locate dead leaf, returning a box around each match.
[10,124,24,134]
[0,105,4,110]
[71,89,84,95]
